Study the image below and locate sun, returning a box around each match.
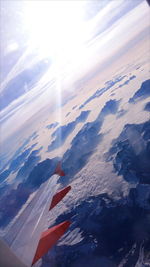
[23,1,86,63]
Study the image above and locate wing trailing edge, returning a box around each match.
[49,185,71,210]
[32,221,71,265]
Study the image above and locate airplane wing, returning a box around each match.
[0,163,71,267]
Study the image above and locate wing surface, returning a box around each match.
[1,163,71,266]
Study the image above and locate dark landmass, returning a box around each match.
[0,184,10,201]
[144,102,150,112]
[0,157,59,227]
[25,157,59,189]
[15,148,42,182]
[100,99,120,115]
[31,131,39,140]
[0,133,37,174]
[42,185,150,267]
[118,75,136,88]
[0,184,32,227]
[66,112,71,117]
[61,100,120,184]
[79,76,126,109]
[116,109,127,119]
[0,144,36,182]
[129,79,150,103]
[48,101,119,153]
[9,145,35,173]
[75,110,91,122]
[0,143,37,182]
[46,122,59,130]
[0,59,51,111]
[48,121,77,151]
[13,135,37,159]
[106,120,150,184]
[79,75,136,110]
[0,169,11,183]
[9,132,38,166]
[0,99,120,227]
[72,105,77,110]
[61,121,103,183]
[48,111,91,151]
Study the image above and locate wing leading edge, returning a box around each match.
[32,221,71,265]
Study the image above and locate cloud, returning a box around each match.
[48,111,90,151]
[46,122,59,130]
[43,184,150,267]
[79,75,126,109]
[0,132,37,173]
[0,58,51,111]
[61,100,120,184]
[0,156,59,227]
[90,0,143,38]
[1,1,149,143]
[106,120,150,184]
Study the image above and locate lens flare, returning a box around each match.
[23,1,86,63]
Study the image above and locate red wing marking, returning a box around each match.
[54,162,65,176]
[32,221,71,265]
[49,186,71,210]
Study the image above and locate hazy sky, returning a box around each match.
[0,0,144,76]
[0,0,149,141]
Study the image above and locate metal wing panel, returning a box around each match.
[4,174,59,267]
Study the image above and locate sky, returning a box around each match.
[0,0,149,142]
[0,0,144,81]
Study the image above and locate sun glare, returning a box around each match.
[24,1,86,63]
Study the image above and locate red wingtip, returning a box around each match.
[49,185,71,210]
[32,221,71,265]
[54,162,65,176]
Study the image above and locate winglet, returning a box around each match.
[54,162,65,176]
[32,221,71,265]
[49,186,71,210]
